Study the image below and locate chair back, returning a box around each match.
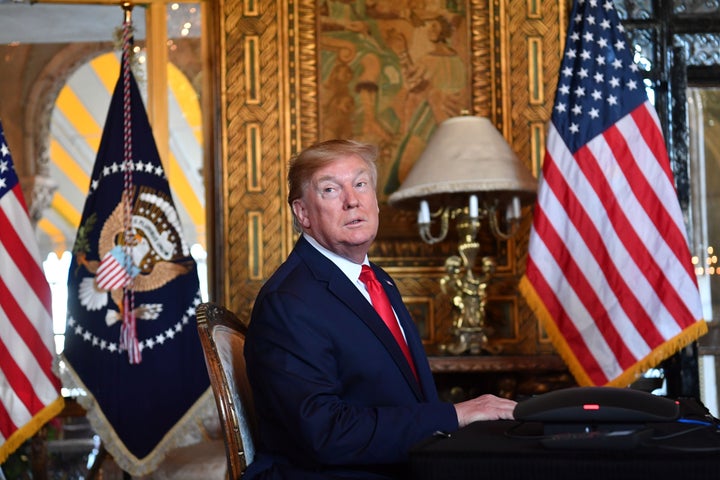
[196,302,258,478]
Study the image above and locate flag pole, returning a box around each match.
[119,2,141,364]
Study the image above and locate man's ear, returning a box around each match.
[292,199,309,228]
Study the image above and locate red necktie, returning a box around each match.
[360,265,418,381]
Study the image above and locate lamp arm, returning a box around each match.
[487,204,520,240]
[419,207,450,244]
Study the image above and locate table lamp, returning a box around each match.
[387,115,537,355]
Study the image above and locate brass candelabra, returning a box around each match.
[420,200,520,355]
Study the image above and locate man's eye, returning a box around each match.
[356,181,367,188]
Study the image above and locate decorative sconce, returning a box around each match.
[387,116,537,355]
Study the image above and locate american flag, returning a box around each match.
[0,120,64,462]
[519,0,707,386]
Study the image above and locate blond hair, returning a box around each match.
[287,139,379,231]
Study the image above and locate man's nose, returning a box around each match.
[344,187,359,208]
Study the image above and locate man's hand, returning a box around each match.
[454,394,517,428]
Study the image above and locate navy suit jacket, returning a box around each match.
[244,236,458,479]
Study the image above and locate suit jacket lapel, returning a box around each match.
[294,238,424,399]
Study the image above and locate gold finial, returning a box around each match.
[122,2,133,24]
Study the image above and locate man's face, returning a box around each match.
[292,154,379,263]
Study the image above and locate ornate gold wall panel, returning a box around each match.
[217,0,565,355]
[220,0,286,320]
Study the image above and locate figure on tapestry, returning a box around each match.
[318,0,469,200]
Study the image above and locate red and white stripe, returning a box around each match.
[0,183,64,462]
[523,101,705,386]
[96,250,131,291]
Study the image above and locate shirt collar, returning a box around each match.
[303,234,368,282]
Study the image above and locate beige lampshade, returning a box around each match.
[387,116,537,212]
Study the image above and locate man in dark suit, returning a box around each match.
[244,139,516,479]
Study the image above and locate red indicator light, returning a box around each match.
[583,404,600,410]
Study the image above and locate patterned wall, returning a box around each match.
[215,0,566,355]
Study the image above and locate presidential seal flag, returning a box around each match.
[62,42,210,474]
[520,0,706,387]
[0,120,64,464]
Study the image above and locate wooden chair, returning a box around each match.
[196,302,258,479]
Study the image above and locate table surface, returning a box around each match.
[409,418,720,480]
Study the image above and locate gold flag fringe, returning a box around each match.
[58,355,216,476]
[519,275,709,387]
[0,396,65,464]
